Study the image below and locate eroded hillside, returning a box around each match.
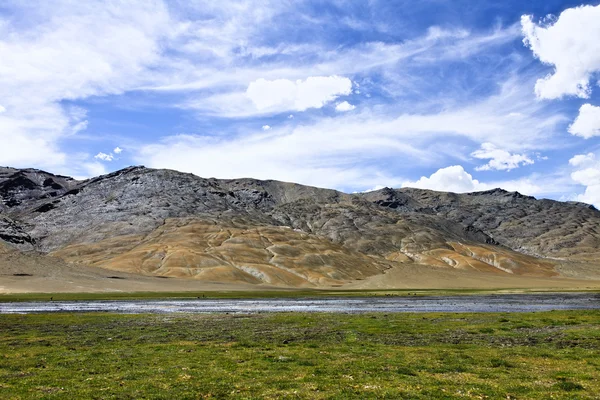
[1,166,599,288]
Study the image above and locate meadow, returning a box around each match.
[1,310,599,399]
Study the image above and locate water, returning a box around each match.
[1,293,599,314]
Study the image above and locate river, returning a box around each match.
[1,293,599,314]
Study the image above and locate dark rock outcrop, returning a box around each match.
[0,216,34,249]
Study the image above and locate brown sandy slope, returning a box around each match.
[3,243,599,293]
[0,242,280,294]
[52,218,392,288]
[50,217,568,286]
[344,263,600,290]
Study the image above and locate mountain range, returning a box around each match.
[1,166,599,291]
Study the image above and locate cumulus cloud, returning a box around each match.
[0,105,6,113]
[571,170,600,207]
[568,104,600,139]
[94,152,114,162]
[402,165,559,196]
[245,76,352,112]
[95,147,124,162]
[335,101,356,112]
[572,168,600,187]
[569,153,595,167]
[262,125,271,131]
[472,143,534,171]
[404,164,565,196]
[521,4,600,99]
[569,153,600,207]
[403,165,485,193]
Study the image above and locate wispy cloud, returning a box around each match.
[145,22,522,119]
[0,0,173,175]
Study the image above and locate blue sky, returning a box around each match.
[1,1,600,206]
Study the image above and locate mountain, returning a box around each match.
[1,166,599,290]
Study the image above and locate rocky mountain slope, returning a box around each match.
[1,166,599,288]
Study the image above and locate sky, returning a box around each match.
[1,1,600,207]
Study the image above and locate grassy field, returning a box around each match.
[1,311,599,399]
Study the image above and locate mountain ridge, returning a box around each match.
[1,165,599,288]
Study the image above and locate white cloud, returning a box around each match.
[572,168,600,187]
[401,165,562,197]
[572,169,600,207]
[492,178,551,196]
[0,103,68,169]
[78,162,108,180]
[403,165,485,193]
[360,185,386,193]
[569,152,600,207]
[568,104,600,139]
[569,153,595,167]
[0,0,172,173]
[94,152,114,162]
[166,1,289,63]
[472,143,534,171]
[245,76,352,113]
[521,4,600,99]
[575,186,600,208]
[0,105,5,113]
[113,147,123,154]
[262,125,271,131]
[335,101,356,112]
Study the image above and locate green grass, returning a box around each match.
[2,287,598,302]
[1,311,600,399]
